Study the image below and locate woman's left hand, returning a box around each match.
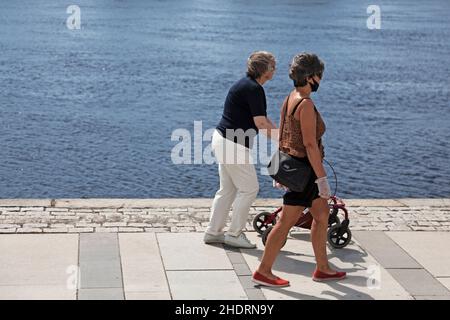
[315,176,331,199]
[273,180,289,191]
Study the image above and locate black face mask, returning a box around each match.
[309,78,320,92]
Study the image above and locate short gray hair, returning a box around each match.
[289,52,324,87]
[246,51,276,79]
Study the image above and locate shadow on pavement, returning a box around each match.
[244,233,375,300]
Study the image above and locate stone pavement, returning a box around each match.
[0,198,449,300]
[1,198,450,234]
[1,231,449,300]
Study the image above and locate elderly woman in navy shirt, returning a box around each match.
[204,51,278,248]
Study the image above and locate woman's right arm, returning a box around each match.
[299,100,326,179]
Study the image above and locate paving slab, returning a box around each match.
[253,199,281,207]
[78,288,124,300]
[344,199,405,207]
[437,278,450,291]
[396,199,450,207]
[0,285,75,300]
[245,288,266,300]
[352,231,422,269]
[238,275,259,290]
[386,232,450,277]
[227,252,247,264]
[52,198,214,208]
[414,295,450,300]
[157,233,233,270]
[118,233,171,300]
[166,270,247,300]
[387,269,450,297]
[240,232,412,300]
[233,263,252,276]
[125,292,171,300]
[0,234,78,300]
[4,198,446,209]
[78,233,123,291]
[0,199,52,207]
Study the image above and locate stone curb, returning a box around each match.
[1,198,448,208]
[1,198,449,234]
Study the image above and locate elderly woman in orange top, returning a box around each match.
[252,53,347,287]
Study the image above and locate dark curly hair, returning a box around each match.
[289,53,324,87]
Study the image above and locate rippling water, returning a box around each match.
[0,0,449,199]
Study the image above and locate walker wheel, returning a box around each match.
[262,226,287,248]
[327,225,352,249]
[253,212,276,235]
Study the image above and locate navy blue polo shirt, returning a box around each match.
[216,75,267,148]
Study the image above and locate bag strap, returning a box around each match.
[279,95,312,144]
[278,95,290,144]
[290,97,311,116]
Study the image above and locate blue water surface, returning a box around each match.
[0,0,449,199]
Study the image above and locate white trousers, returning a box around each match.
[206,130,259,237]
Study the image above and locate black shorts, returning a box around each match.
[282,156,320,208]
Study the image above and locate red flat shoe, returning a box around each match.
[252,272,290,287]
[312,269,347,282]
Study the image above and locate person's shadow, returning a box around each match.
[242,233,375,300]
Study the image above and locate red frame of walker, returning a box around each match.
[262,196,349,229]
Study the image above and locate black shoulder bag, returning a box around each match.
[267,95,313,192]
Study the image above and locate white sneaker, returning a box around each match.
[224,233,257,249]
[204,233,225,244]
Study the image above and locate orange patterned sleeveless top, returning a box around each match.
[279,95,326,159]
